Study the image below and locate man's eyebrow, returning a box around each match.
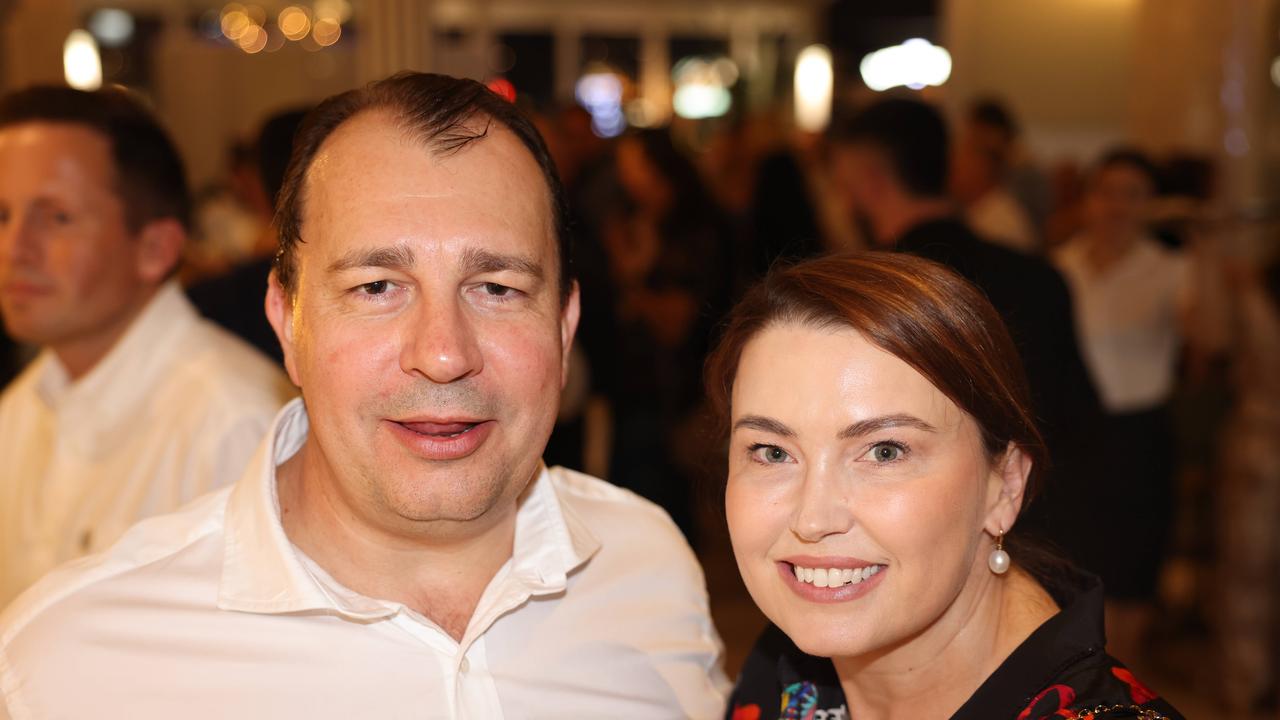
[327,244,416,274]
[837,414,938,439]
[461,247,545,281]
[732,415,797,438]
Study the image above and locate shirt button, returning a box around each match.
[458,657,470,674]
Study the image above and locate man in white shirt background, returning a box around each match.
[0,73,727,719]
[0,86,292,609]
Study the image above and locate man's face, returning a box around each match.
[828,142,893,248]
[0,123,145,347]
[271,111,578,532]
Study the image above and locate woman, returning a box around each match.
[1051,149,1202,664]
[705,253,1183,719]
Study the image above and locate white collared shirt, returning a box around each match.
[1054,237,1189,413]
[0,281,293,610]
[0,399,729,719]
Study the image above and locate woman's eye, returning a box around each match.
[749,444,792,464]
[868,442,905,463]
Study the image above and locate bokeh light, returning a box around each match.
[63,29,103,90]
[794,44,833,132]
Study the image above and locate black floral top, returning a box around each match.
[725,573,1185,720]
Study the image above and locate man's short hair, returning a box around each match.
[274,72,573,300]
[0,85,191,232]
[829,97,949,199]
[968,98,1019,143]
[1094,146,1160,193]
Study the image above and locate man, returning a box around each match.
[827,97,1106,555]
[0,86,291,609]
[0,74,727,718]
[951,113,1039,253]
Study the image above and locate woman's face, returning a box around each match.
[1085,164,1152,238]
[725,322,1019,660]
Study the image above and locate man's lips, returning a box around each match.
[385,418,495,460]
[397,420,482,435]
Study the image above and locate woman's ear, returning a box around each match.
[984,441,1032,536]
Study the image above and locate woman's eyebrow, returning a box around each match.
[732,415,796,438]
[837,414,938,439]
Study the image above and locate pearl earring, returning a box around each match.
[988,530,1010,575]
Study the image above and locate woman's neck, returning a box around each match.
[832,567,1058,720]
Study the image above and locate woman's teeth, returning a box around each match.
[791,564,884,588]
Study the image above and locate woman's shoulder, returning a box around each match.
[725,625,849,720]
[1013,651,1186,720]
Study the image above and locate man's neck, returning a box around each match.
[872,196,955,248]
[52,285,159,381]
[833,567,1057,720]
[276,439,522,642]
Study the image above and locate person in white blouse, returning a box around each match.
[1052,148,1209,668]
[0,86,292,610]
[0,73,728,719]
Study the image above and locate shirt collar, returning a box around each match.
[33,281,198,447]
[952,569,1106,720]
[218,398,601,621]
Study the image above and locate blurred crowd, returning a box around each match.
[2,89,1278,714]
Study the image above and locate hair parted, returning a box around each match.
[272,72,573,299]
[0,84,191,232]
[705,251,1048,515]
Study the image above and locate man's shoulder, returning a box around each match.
[0,487,231,649]
[167,319,293,412]
[545,466,699,570]
[546,466,686,534]
[0,355,46,412]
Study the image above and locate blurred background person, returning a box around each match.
[826,98,1109,567]
[187,107,310,364]
[602,127,731,543]
[951,99,1040,254]
[0,85,292,609]
[1052,148,1222,667]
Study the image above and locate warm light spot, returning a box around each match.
[313,18,341,47]
[278,6,311,41]
[794,45,833,132]
[237,24,268,53]
[486,77,517,103]
[63,30,103,90]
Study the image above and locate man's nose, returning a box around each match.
[399,295,484,384]
[0,213,40,270]
[789,461,856,543]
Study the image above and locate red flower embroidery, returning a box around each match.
[731,704,762,720]
[1017,684,1078,720]
[1111,666,1158,704]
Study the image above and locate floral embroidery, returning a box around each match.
[1017,684,1078,720]
[780,681,820,720]
[1111,667,1158,705]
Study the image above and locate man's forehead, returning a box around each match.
[0,122,116,189]
[295,110,556,267]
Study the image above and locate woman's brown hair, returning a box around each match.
[705,251,1048,516]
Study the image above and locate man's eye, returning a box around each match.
[359,280,389,295]
[482,282,515,297]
